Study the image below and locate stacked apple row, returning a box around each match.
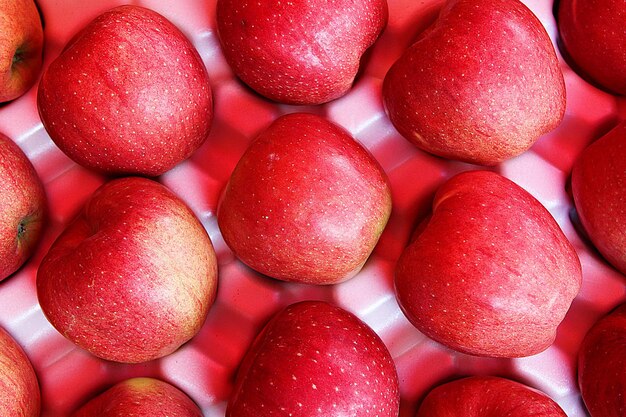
[0,0,624,416]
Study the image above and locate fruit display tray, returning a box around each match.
[1,0,625,416]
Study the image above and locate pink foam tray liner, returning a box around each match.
[0,0,625,416]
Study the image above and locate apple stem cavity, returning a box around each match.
[17,220,26,238]
[12,48,24,67]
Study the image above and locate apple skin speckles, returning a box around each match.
[0,326,40,417]
[571,121,626,276]
[71,377,203,417]
[416,376,567,417]
[558,0,626,96]
[37,5,213,176]
[0,132,46,282]
[216,0,388,105]
[383,0,565,165]
[394,171,581,358]
[226,301,400,417]
[578,304,626,417]
[0,0,44,103]
[36,177,218,363]
[217,112,392,285]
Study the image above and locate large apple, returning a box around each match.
[216,0,388,105]
[37,177,218,363]
[395,170,581,357]
[416,376,566,416]
[558,0,626,95]
[0,132,46,281]
[571,122,626,275]
[227,301,400,417]
[0,0,43,103]
[217,112,392,285]
[578,304,626,417]
[0,326,40,417]
[37,5,213,176]
[72,377,202,417]
[383,0,565,165]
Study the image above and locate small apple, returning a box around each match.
[578,304,626,417]
[383,0,565,165]
[37,5,213,176]
[395,170,581,357]
[0,132,46,281]
[0,326,40,417]
[71,377,202,417]
[216,0,388,104]
[571,121,626,275]
[227,301,400,417]
[37,177,218,363]
[217,112,392,285]
[558,0,626,95]
[0,0,43,103]
[416,376,566,416]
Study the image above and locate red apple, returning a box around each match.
[0,326,40,417]
[571,122,626,275]
[37,177,218,363]
[0,132,46,281]
[383,0,565,165]
[578,304,626,417]
[216,0,388,105]
[416,376,566,416]
[395,170,581,357]
[558,0,626,95]
[37,5,213,176]
[0,0,43,103]
[227,300,399,417]
[72,377,202,417]
[217,112,392,285]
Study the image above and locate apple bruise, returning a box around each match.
[395,171,581,357]
[0,327,40,417]
[217,113,392,285]
[0,134,46,282]
[72,378,203,417]
[36,178,218,363]
[416,376,567,416]
[216,0,388,105]
[382,0,565,165]
[37,6,213,176]
[227,301,400,417]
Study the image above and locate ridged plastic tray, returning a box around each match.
[0,0,624,416]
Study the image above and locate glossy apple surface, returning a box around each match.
[0,326,40,417]
[395,170,581,357]
[571,122,626,275]
[383,0,565,165]
[216,0,388,104]
[416,376,566,416]
[0,0,43,103]
[217,112,392,285]
[72,377,202,417]
[227,300,400,417]
[0,132,46,281]
[558,0,626,95]
[578,304,626,417]
[37,5,213,176]
[37,177,218,363]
